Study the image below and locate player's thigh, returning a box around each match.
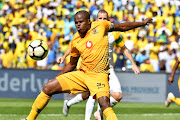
[85,72,109,98]
[109,70,122,93]
[56,71,89,94]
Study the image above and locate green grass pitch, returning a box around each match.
[0,98,180,120]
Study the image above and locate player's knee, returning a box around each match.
[42,78,60,96]
[98,96,111,111]
[111,92,122,102]
[42,81,52,95]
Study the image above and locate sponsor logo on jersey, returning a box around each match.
[86,41,93,48]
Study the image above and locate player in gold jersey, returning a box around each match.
[165,57,180,107]
[59,10,140,120]
[26,10,152,120]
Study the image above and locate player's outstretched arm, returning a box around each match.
[168,58,180,85]
[57,56,79,76]
[57,46,71,64]
[113,18,153,32]
[123,46,140,74]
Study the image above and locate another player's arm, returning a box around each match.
[57,56,79,76]
[56,46,71,64]
[168,58,180,85]
[123,46,140,74]
[115,34,140,74]
[57,41,80,76]
[111,18,152,32]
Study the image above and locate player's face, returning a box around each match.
[74,14,91,34]
[96,13,108,21]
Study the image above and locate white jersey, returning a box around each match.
[108,32,124,69]
[108,32,124,93]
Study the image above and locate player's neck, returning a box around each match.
[79,24,91,38]
[79,33,86,38]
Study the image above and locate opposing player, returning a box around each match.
[165,57,180,107]
[26,10,152,120]
[57,10,142,120]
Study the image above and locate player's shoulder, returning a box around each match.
[92,20,111,27]
[72,32,80,41]
[71,32,81,46]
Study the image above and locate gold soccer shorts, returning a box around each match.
[56,70,110,98]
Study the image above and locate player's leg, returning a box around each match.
[94,93,121,120]
[110,92,122,106]
[26,78,66,120]
[109,69,123,106]
[67,92,90,107]
[97,95,118,120]
[94,92,121,120]
[171,97,180,106]
[63,92,90,116]
[94,104,103,120]
[27,71,88,120]
[94,70,122,120]
[165,92,180,107]
[87,72,118,120]
[85,96,96,120]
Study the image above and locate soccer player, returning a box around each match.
[165,57,180,107]
[26,10,152,120]
[58,10,140,120]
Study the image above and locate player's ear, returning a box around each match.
[88,19,91,24]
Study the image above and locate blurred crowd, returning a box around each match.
[0,0,180,73]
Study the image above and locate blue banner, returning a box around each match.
[0,69,63,99]
[167,74,180,98]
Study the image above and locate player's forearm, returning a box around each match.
[57,63,76,76]
[57,56,79,76]
[113,22,146,32]
[63,46,71,58]
[124,47,136,65]
[170,60,179,77]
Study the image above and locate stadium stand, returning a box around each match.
[0,0,180,73]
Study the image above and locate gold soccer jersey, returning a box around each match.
[70,20,111,74]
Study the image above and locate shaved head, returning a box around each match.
[74,10,91,37]
[74,10,90,20]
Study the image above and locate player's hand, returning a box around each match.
[143,18,153,25]
[56,56,65,64]
[132,64,140,75]
[168,76,174,85]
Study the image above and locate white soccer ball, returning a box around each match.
[27,40,49,60]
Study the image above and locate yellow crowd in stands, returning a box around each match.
[0,0,179,72]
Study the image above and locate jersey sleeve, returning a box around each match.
[115,34,124,47]
[178,58,180,62]
[99,20,111,32]
[70,39,80,57]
